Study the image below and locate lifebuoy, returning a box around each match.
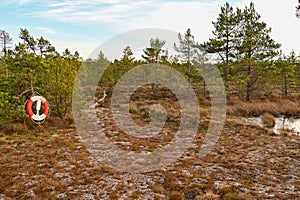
[25,96,49,121]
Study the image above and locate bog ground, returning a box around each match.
[0,111,299,199]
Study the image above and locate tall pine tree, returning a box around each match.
[142,38,166,91]
[236,2,281,101]
[174,28,198,89]
[202,3,241,99]
[142,38,166,63]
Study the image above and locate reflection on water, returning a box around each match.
[273,117,300,135]
[246,116,300,136]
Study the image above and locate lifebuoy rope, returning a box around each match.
[25,95,49,123]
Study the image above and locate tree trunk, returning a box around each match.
[187,46,191,93]
[246,58,252,102]
[246,84,251,102]
[188,61,190,92]
[225,35,230,100]
[203,81,206,98]
[284,74,288,96]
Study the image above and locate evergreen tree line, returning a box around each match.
[0,2,300,124]
[92,2,300,101]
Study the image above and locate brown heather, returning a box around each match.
[0,87,299,199]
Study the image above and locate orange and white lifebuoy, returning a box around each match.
[25,96,49,121]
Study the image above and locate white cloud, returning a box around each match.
[50,39,97,58]
[50,0,300,57]
[1,0,36,5]
[48,0,122,7]
[30,0,157,24]
[36,27,57,35]
[19,0,34,4]
[119,1,227,43]
[8,0,299,58]
[123,0,300,55]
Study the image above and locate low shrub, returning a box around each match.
[195,190,220,200]
[261,113,275,128]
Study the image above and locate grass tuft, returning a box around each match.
[261,113,275,128]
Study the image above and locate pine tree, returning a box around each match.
[19,28,37,54]
[174,28,198,89]
[142,38,166,63]
[236,2,281,101]
[37,36,55,56]
[202,3,241,99]
[142,38,166,91]
[121,46,134,63]
[0,30,13,56]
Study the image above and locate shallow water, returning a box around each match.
[246,116,300,136]
[273,117,300,135]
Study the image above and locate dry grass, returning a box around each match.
[1,115,299,199]
[196,190,220,200]
[1,86,300,199]
[168,191,185,200]
[261,113,275,128]
[227,98,300,117]
[223,193,253,200]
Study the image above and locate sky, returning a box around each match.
[1,0,300,59]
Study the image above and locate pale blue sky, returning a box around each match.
[1,0,299,59]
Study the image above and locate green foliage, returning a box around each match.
[174,28,204,89]
[83,51,111,84]
[237,2,281,60]
[174,28,199,63]
[142,38,166,64]
[0,2,299,126]
[271,52,298,96]
[0,29,81,123]
[236,2,281,101]
[202,2,241,97]
[203,2,281,101]
[47,51,81,118]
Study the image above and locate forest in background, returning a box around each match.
[0,2,300,199]
[1,2,300,126]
